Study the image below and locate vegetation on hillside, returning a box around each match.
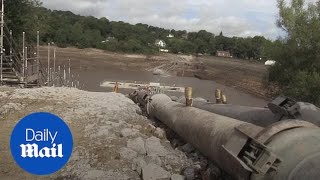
[5,0,320,105]
[269,0,320,105]
[5,0,278,59]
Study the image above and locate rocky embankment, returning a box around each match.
[0,87,229,180]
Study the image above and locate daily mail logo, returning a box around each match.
[10,112,73,175]
[20,129,63,158]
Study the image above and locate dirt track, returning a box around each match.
[196,56,269,98]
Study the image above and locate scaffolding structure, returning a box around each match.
[0,1,81,88]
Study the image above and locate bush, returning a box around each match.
[285,71,320,105]
[268,0,320,106]
[268,48,320,105]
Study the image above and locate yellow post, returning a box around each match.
[215,89,222,104]
[185,87,193,107]
[113,82,119,93]
[222,94,227,104]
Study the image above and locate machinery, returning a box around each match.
[129,90,320,180]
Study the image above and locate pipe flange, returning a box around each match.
[255,120,317,144]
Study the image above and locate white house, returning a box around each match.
[155,40,166,48]
[102,36,115,43]
[265,60,276,66]
[160,49,169,53]
[167,34,174,38]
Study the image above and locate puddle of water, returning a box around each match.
[79,69,267,107]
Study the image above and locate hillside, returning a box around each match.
[7,1,278,60]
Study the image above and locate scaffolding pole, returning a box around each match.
[9,30,12,63]
[22,32,25,82]
[58,65,61,86]
[0,0,4,83]
[68,59,71,87]
[49,67,52,87]
[25,46,28,76]
[63,65,66,86]
[53,48,56,74]
[47,43,50,85]
[37,31,40,86]
[53,48,56,86]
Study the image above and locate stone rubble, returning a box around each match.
[119,147,138,160]
[0,86,229,180]
[127,137,147,155]
[154,127,166,139]
[145,136,168,157]
[120,128,139,137]
[171,174,185,180]
[142,163,171,180]
[181,143,196,154]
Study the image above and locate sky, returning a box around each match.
[39,0,316,39]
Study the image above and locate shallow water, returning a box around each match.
[79,69,267,107]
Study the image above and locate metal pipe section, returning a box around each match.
[135,93,320,180]
[180,98,320,127]
[148,94,261,179]
[191,100,279,127]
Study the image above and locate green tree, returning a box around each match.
[3,1,277,59]
[269,0,320,105]
[5,0,41,43]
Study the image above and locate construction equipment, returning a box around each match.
[129,90,320,180]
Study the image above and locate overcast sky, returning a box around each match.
[39,0,316,39]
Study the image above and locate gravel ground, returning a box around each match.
[0,87,224,180]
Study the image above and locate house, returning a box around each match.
[155,40,166,48]
[102,36,115,43]
[167,34,174,38]
[216,51,231,58]
[265,60,276,66]
[160,49,169,53]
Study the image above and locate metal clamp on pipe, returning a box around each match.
[223,120,319,179]
[129,91,320,180]
[222,124,282,175]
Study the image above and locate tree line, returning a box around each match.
[5,0,278,60]
[268,0,320,105]
[5,0,320,105]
